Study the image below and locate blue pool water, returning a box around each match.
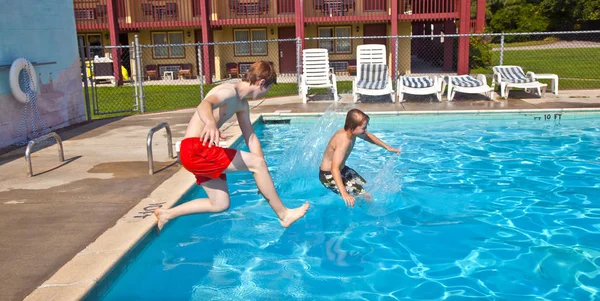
[94,113,600,300]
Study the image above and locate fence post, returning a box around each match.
[79,46,92,121]
[394,37,399,83]
[197,44,204,101]
[499,33,505,66]
[131,41,139,112]
[134,35,145,113]
[87,44,97,115]
[296,38,301,96]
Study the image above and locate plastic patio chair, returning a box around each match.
[300,48,338,103]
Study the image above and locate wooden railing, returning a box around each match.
[209,0,295,26]
[122,0,202,29]
[74,0,202,30]
[304,0,391,23]
[74,0,111,30]
[398,0,458,20]
[74,0,463,29]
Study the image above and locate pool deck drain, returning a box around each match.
[0,90,599,301]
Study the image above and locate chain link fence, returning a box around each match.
[81,45,137,118]
[81,30,600,118]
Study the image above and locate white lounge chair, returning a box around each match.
[397,75,442,102]
[445,74,493,101]
[300,48,338,103]
[492,65,548,99]
[353,44,395,103]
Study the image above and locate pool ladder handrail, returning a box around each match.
[25,132,64,177]
[147,122,174,175]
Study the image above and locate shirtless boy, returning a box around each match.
[319,109,400,207]
[154,61,309,232]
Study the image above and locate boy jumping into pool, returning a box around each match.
[319,109,400,207]
[154,61,309,232]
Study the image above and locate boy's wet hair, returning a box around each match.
[344,109,370,131]
[242,61,277,87]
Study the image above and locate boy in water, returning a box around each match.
[319,109,400,207]
[154,61,310,232]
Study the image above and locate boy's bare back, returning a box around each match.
[319,129,355,172]
[184,83,248,139]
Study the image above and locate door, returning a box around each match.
[278,27,297,74]
[118,33,131,75]
[363,24,387,46]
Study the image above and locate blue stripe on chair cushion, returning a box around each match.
[402,76,433,88]
[492,66,536,83]
[451,75,483,87]
[357,64,388,89]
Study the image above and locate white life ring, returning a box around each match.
[9,58,38,104]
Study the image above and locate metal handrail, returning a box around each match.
[25,132,64,177]
[147,122,174,175]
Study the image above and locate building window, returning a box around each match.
[152,31,185,58]
[234,29,268,56]
[318,26,351,54]
[78,34,104,59]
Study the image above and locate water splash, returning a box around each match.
[361,145,406,216]
[274,103,354,198]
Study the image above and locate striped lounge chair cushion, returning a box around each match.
[357,64,388,89]
[451,75,484,87]
[402,76,434,88]
[493,66,536,83]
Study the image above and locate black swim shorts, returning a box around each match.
[319,166,366,196]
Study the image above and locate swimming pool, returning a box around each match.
[89,112,600,300]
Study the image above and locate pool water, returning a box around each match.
[95,114,600,300]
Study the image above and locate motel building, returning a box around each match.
[74,0,485,85]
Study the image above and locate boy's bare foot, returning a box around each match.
[364,193,372,202]
[154,208,170,235]
[280,202,310,228]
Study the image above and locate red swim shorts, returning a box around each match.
[179,137,238,185]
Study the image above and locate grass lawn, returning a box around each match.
[489,40,560,49]
[88,81,353,119]
[471,47,600,89]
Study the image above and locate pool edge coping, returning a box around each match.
[261,107,600,118]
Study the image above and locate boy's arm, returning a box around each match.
[236,102,264,157]
[330,139,355,207]
[359,131,400,153]
[198,95,223,147]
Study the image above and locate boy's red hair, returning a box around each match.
[243,61,277,87]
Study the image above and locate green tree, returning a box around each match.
[488,0,550,38]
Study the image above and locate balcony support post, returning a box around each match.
[106,0,122,85]
[457,0,471,75]
[391,0,398,79]
[199,0,212,84]
[475,0,486,33]
[295,0,305,49]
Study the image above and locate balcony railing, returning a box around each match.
[74,0,202,30]
[122,0,202,29]
[398,0,458,20]
[304,0,390,23]
[74,0,462,30]
[74,0,112,30]
[209,0,295,26]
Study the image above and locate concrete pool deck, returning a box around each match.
[1,90,599,301]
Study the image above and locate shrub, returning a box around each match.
[469,36,492,70]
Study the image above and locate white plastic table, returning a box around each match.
[533,73,558,95]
